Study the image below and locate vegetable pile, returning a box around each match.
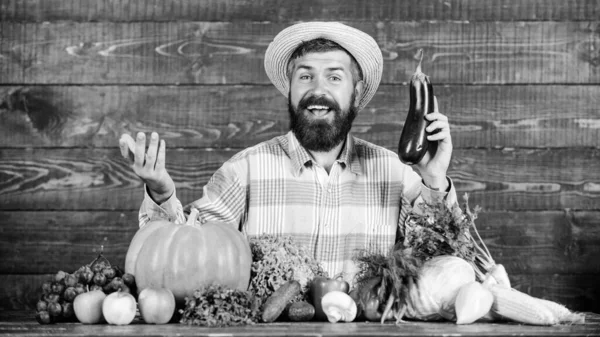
[37,197,586,327]
[179,234,328,326]
[353,193,586,326]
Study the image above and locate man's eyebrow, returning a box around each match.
[295,65,314,71]
[294,65,346,72]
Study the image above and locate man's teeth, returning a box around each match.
[308,105,330,110]
[307,105,331,117]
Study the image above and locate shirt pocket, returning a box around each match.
[341,206,395,257]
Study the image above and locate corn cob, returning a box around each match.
[489,285,558,326]
[536,298,585,324]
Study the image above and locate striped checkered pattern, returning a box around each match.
[139,131,456,285]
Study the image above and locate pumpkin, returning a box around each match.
[125,208,252,305]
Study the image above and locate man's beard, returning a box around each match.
[288,93,357,152]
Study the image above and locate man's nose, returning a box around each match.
[310,76,329,96]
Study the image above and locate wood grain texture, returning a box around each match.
[509,274,600,314]
[1,273,597,312]
[2,148,600,211]
[0,211,137,274]
[0,315,600,337]
[451,148,600,210]
[2,0,600,22]
[475,210,600,274]
[0,148,225,211]
[2,21,599,84]
[2,85,600,149]
[1,210,599,275]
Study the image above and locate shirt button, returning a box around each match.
[200,217,207,224]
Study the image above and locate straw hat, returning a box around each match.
[264,22,383,111]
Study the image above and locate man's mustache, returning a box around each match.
[298,95,341,112]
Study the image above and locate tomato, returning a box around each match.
[309,276,350,321]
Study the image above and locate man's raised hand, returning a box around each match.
[119,132,175,204]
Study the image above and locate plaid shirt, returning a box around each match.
[140,131,456,285]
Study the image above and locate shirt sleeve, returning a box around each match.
[138,160,247,229]
[138,185,186,228]
[186,160,247,228]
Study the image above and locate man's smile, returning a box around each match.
[306,104,332,118]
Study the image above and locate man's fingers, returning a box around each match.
[134,132,146,167]
[427,128,450,141]
[119,138,129,159]
[426,120,448,133]
[425,111,448,122]
[119,134,136,161]
[145,132,160,169]
[155,139,166,170]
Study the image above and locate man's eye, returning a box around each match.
[330,76,341,81]
[299,75,311,80]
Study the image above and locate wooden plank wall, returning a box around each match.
[1,0,599,313]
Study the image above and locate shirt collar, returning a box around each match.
[286,131,364,176]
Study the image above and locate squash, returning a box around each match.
[125,208,252,305]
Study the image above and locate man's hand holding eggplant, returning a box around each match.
[416,96,452,192]
[397,49,452,192]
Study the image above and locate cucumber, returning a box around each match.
[261,280,301,323]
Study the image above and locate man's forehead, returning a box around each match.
[291,50,353,70]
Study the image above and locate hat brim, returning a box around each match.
[264,22,383,111]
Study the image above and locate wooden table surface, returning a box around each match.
[1,310,600,337]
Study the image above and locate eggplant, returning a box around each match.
[397,49,437,165]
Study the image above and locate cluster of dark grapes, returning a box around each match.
[35,254,137,324]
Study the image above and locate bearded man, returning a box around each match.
[119,22,456,283]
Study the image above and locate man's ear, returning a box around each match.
[353,80,365,108]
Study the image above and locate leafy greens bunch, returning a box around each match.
[248,234,327,305]
[179,284,258,327]
[403,194,479,264]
